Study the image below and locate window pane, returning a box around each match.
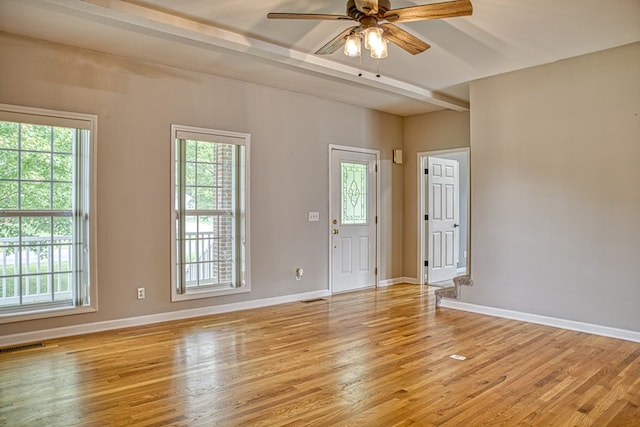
[53,273,73,299]
[0,149,19,179]
[0,181,18,209]
[52,153,73,181]
[21,216,52,239]
[21,182,52,210]
[185,140,197,162]
[53,127,73,153]
[21,124,52,152]
[0,121,19,149]
[185,186,196,210]
[196,187,214,210]
[21,151,51,181]
[197,163,215,186]
[185,162,196,186]
[22,275,53,304]
[341,161,368,225]
[52,244,72,273]
[53,217,73,239]
[197,141,215,163]
[53,183,73,210]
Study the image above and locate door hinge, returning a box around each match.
[424,214,428,221]
[375,216,378,224]
[424,168,428,174]
[375,164,378,173]
[375,267,378,276]
[424,260,428,267]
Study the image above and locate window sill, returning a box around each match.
[171,286,251,302]
[0,305,97,325]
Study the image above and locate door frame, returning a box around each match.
[328,144,380,294]
[417,148,470,285]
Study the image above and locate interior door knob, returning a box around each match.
[453,224,460,228]
[332,229,339,234]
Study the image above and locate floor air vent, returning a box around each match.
[0,342,45,354]
[301,298,326,303]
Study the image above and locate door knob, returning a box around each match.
[332,229,339,234]
[453,224,460,228]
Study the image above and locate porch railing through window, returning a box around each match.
[0,235,74,307]
[182,230,234,289]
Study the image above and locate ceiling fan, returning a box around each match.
[267,0,473,59]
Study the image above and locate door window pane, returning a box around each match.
[341,161,368,225]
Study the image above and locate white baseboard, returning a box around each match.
[440,299,640,343]
[0,290,331,347]
[378,277,420,286]
[379,277,420,286]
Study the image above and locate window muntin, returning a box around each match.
[171,125,249,300]
[0,104,95,321]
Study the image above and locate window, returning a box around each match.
[171,125,250,301]
[341,161,368,225]
[0,104,96,322]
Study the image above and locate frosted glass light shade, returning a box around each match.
[370,39,388,58]
[344,34,362,57]
[364,27,384,51]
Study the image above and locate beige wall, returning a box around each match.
[0,34,404,336]
[468,42,640,331]
[402,110,470,280]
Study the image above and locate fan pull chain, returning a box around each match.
[358,54,363,77]
[376,59,381,78]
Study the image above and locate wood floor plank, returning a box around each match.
[1,284,639,426]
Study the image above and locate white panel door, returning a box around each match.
[330,149,377,293]
[427,157,459,283]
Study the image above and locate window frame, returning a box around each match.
[0,103,98,324]
[170,124,250,302]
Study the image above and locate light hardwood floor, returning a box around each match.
[1,285,639,426]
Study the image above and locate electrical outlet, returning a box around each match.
[463,251,467,258]
[137,287,145,300]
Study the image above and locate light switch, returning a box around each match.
[308,212,320,222]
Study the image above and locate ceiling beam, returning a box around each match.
[42,0,470,111]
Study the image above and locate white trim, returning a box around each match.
[379,277,419,286]
[440,300,640,343]
[456,267,467,274]
[328,145,380,294]
[0,290,331,348]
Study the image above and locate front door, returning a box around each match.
[330,148,377,293]
[427,156,459,283]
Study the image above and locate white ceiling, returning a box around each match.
[1,0,639,116]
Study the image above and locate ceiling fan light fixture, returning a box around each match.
[344,34,362,57]
[370,38,388,58]
[363,26,384,51]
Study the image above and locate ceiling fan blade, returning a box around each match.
[384,0,472,23]
[315,26,360,55]
[267,12,352,21]
[355,0,379,15]
[381,23,430,55]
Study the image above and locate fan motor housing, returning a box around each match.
[346,0,391,19]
